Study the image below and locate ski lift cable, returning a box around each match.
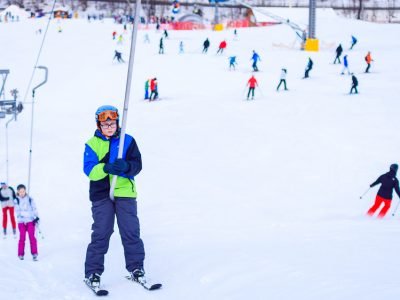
[22,0,57,104]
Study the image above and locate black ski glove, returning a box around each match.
[33,217,40,224]
[103,159,130,175]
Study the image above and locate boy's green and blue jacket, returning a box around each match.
[83,130,142,201]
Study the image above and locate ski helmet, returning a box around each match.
[390,164,398,173]
[95,105,119,131]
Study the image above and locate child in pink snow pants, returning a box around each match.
[15,184,39,260]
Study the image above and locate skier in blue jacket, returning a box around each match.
[251,50,261,72]
[229,56,237,70]
[350,35,357,50]
[341,55,351,75]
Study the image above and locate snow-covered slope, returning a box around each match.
[1,11,400,300]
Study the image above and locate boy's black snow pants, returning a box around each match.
[85,197,145,278]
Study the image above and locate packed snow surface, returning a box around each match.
[1,8,400,300]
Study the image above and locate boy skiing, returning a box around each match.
[0,182,17,237]
[83,105,149,293]
[251,50,261,72]
[367,164,400,218]
[247,75,258,100]
[350,73,358,94]
[333,44,343,64]
[15,184,39,260]
[303,57,313,79]
[276,68,288,91]
[365,51,373,73]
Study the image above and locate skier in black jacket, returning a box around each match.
[303,57,313,79]
[350,74,358,94]
[202,38,210,53]
[333,44,343,64]
[367,164,400,218]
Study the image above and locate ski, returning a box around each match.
[125,274,162,291]
[84,279,109,296]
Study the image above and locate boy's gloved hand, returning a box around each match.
[33,217,40,224]
[103,159,130,175]
[113,159,130,173]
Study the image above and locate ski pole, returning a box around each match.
[35,223,44,239]
[110,0,142,200]
[392,200,400,217]
[359,187,370,199]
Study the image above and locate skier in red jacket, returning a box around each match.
[149,78,158,101]
[247,75,258,100]
[216,40,227,54]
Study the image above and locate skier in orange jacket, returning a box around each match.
[365,51,373,73]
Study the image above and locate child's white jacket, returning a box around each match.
[15,195,38,224]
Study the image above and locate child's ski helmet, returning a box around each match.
[95,105,119,131]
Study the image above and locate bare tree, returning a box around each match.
[357,0,363,20]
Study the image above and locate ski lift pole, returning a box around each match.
[4,91,20,183]
[27,66,48,194]
[109,0,142,200]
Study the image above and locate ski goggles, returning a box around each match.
[97,110,118,122]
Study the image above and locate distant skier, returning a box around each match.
[15,184,39,260]
[216,40,227,54]
[303,57,313,79]
[202,38,210,53]
[365,51,373,73]
[229,56,237,70]
[0,182,17,237]
[349,73,358,94]
[144,33,150,43]
[246,75,258,100]
[276,68,288,91]
[251,50,261,72]
[112,31,117,40]
[367,164,400,218]
[341,54,351,75]
[163,29,168,39]
[179,41,184,54]
[150,78,158,100]
[144,79,150,100]
[156,23,160,31]
[350,35,357,50]
[159,37,164,54]
[117,34,123,44]
[333,44,343,64]
[113,50,125,63]
[233,28,238,40]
